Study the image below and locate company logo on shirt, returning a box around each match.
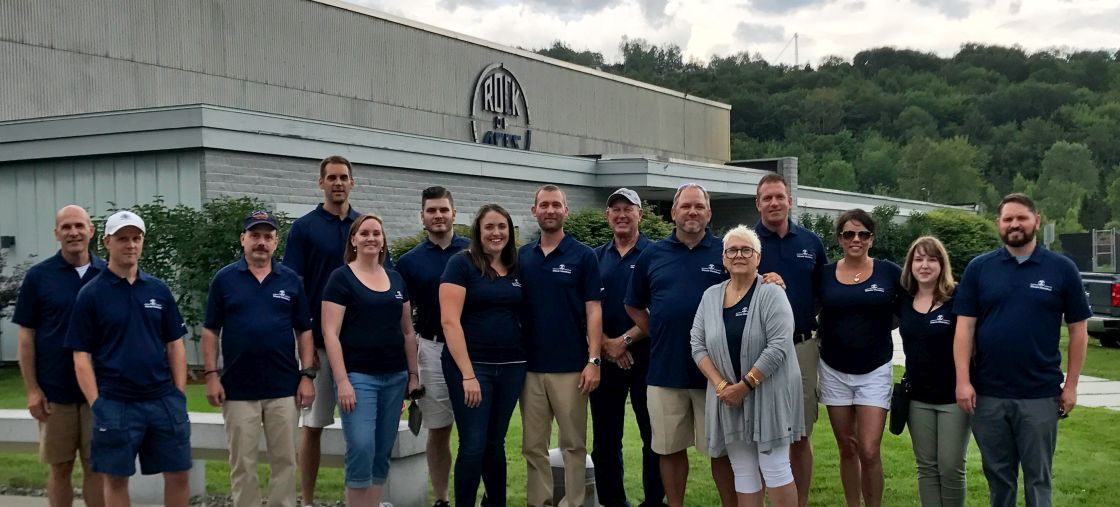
[796,249,815,260]
[864,284,885,293]
[512,278,522,288]
[394,290,404,300]
[272,289,291,301]
[930,314,951,325]
[734,306,749,317]
[143,298,163,310]
[701,264,723,275]
[629,264,636,269]
[1029,279,1053,292]
[552,263,573,274]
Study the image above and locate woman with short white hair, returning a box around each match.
[691,225,805,507]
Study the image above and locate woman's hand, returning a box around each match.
[407,374,421,397]
[718,382,750,407]
[337,380,356,414]
[463,378,482,408]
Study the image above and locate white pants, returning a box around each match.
[725,440,794,494]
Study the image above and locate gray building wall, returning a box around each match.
[0,0,730,163]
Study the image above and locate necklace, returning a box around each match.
[853,272,864,283]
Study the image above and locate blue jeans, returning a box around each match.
[337,371,408,488]
[444,354,526,507]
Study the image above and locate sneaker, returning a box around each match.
[379,503,394,507]
[433,501,451,507]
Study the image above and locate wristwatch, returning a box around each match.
[622,334,634,346]
[588,357,602,366]
[299,367,318,380]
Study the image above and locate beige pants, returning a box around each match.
[796,336,821,435]
[521,371,587,507]
[223,397,299,507]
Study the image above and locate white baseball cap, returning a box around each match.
[104,210,146,236]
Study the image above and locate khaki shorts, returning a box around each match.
[647,386,706,456]
[301,348,337,428]
[796,336,821,435]
[416,337,454,429]
[39,402,92,465]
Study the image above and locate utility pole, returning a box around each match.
[794,33,799,68]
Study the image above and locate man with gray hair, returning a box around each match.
[13,205,106,507]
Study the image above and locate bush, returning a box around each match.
[564,202,674,247]
[923,208,1000,279]
[0,249,31,319]
[92,196,291,335]
[389,224,471,261]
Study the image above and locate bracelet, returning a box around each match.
[409,372,419,377]
[463,376,477,381]
[204,369,220,377]
[746,371,762,387]
[715,380,729,395]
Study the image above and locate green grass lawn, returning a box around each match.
[1,343,1119,506]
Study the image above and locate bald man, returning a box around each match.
[13,205,106,507]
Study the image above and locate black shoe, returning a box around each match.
[433,501,450,507]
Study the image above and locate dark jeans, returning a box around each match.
[971,395,1060,507]
[444,354,526,507]
[588,351,665,507]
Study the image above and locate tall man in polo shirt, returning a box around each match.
[591,188,665,507]
[394,186,469,507]
[202,211,317,507]
[284,155,375,506]
[13,205,106,507]
[954,193,1091,507]
[753,173,826,507]
[624,183,735,507]
[519,184,604,507]
[65,210,192,507]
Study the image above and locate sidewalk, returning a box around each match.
[892,331,1120,411]
[0,497,158,507]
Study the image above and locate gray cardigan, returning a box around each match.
[690,276,805,456]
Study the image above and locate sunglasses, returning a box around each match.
[724,247,757,259]
[840,230,874,241]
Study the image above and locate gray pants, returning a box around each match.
[971,396,1060,507]
[908,400,970,507]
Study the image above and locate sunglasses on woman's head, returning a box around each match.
[840,230,873,241]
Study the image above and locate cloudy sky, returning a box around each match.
[350,0,1117,66]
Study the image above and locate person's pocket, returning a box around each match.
[91,398,125,445]
[163,392,191,438]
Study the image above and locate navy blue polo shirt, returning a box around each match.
[519,233,604,373]
[625,230,728,389]
[955,246,1091,399]
[722,283,757,380]
[754,220,827,335]
[321,266,409,375]
[898,295,957,404]
[283,204,394,348]
[64,270,187,402]
[594,234,653,357]
[440,253,525,363]
[818,259,902,375]
[12,252,107,404]
[395,235,470,341]
[203,258,312,401]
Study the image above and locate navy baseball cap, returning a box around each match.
[243,210,279,231]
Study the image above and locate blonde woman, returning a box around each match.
[690,225,804,507]
[899,236,969,506]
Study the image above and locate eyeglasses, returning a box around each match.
[840,230,874,241]
[724,247,757,259]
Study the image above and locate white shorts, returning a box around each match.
[818,359,892,410]
[415,337,454,429]
[300,348,337,428]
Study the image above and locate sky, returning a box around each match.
[349,0,1118,66]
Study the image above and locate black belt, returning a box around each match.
[418,333,444,343]
[793,331,813,345]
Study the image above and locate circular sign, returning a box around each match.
[470,63,532,150]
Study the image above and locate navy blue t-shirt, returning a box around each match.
[395,235,469,341]
[955,246,1092,399]
[754,220,827,335]
[519,233,604,373]
[203,258,312,401]
[594,235,653,358]
[283,204,394,348]
[64,271,186,402]
[321,266,409,375]
[625,230,728,389]
[722,283,757,381]
[818,259,902,375]
[12,252,107,404]
[440,254,525,363]
[898,295,957,404]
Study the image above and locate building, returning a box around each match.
[0,0,965,359]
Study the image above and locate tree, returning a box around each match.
[535,41,605,69]
[817,159,858,191]
[1034,141,1099,229]
[897,137,985,204]
[0,248,30,319]
[895,105,938,141]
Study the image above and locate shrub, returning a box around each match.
[389,224,471,260]
[564,202,674,248]
[0,249,31,319]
